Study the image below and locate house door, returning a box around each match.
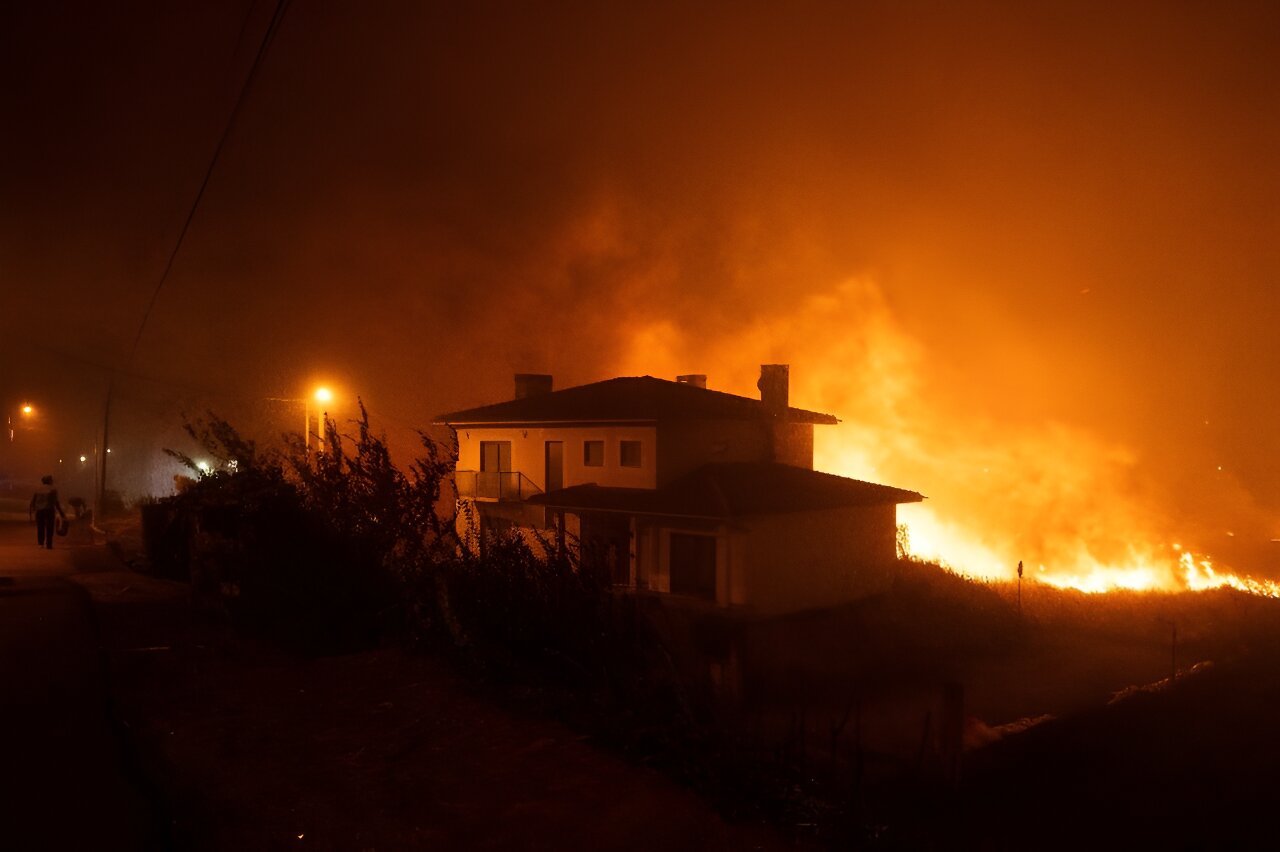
[480,441,512,473]
[544,441,563,493]
[479,441,512,499]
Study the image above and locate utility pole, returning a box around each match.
[97,379,113,518]
[100,0,291,514]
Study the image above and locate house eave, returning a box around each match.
[437,419,659,429]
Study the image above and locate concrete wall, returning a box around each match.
[635,504,894,614]
[655,420,770,485]
[456,425,657,491]
[769,422,814,469]
[654,419,816,485]
[634,516,741,604]
[458,418,817,494]
[742,504,898,615]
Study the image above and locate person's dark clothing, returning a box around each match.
[29,486,65,550]
[36,509,56,548]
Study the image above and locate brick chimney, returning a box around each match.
[757,364,789,416]
[514,374,553,399]
[675,374,707,389]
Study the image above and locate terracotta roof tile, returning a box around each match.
[436,376,837,425]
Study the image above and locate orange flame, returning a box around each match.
[617,277,1280,599]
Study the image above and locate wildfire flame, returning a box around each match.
[897,498,1280,597]
[617,277,1280,600]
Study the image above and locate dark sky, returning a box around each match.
[3,1,1278,577]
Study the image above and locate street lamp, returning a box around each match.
[267,386,339,453]
[313,386,335,453]
[8,402,35,442]
[302,386,336,453]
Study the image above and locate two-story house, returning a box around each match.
[436,366,922,615]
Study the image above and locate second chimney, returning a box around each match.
[757,364,789,416]
[515,373,553,399]
[676,374,707,389]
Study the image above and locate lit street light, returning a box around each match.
[8,402,36,442]
[308,386,334,453]
[268,385,339,453]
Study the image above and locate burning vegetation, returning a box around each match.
[615,277,1280,599]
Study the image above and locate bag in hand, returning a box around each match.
[56,517,70,537]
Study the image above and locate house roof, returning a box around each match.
[526,462,923,520]
[435,376,838,426]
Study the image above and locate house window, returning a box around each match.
[584,440,604,467]
[619,440,642,468]
[669,533,716,601]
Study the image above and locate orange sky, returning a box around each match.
[2,1,1277,574]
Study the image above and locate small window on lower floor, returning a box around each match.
[669,533,717,601]
[584,440,604,467]
[620,440,642,468]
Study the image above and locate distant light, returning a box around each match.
[313,386,333,404]
[196,461,211,473]
[21,404,33,415]
[106,448,112,453]
[79,455,87,463]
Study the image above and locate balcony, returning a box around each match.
[454,470,544,502]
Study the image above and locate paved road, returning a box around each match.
[0,520,165,850]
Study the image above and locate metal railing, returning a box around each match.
[454,470,544,502]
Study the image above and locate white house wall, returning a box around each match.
[456,425,658,491]
[742,503,898,615]
[654,419,817,483]
[635,506,899,613]
[656,420,770,484]
[635,518,743,607]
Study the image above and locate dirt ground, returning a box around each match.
[76,516,1280,850]
[72,563,791,851]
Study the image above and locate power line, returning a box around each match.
[102,0,292,510]
[123,0,292,370]
[233,0,264,57]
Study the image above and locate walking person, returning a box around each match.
[29,475,66,550]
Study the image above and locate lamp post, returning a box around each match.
[308,386,334,453]
[272,386,336,453]
[8,403,35,442]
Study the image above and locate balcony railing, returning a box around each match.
[454,470,544,502]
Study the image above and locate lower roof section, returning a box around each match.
[526,462,923,521]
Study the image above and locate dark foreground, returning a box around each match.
[0,521,164,849]
[0,520,786,850]
[6,514,1280,850]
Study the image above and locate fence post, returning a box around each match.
[941,681,964,787]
